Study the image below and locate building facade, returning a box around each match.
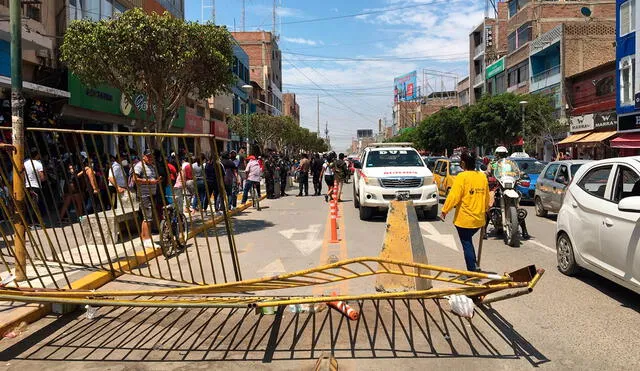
[231,31,283,116]
[282,93,300,126]
[470,18,497,104]
[457,76,470,106]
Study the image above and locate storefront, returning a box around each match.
[210,119,230,153]
[561,111,618,159]
[614,112,640,156]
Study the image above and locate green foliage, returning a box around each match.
[414,108,466,154]
[61,8,235,131]
[228,114,328,154]
[464,93,523,149]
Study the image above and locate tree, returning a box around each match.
[228,114,284,153]
[414,108,467,154]
[520,93,564,154]
[61,8,235,132]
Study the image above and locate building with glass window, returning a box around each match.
[614,0,640,154]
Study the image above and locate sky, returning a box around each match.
[185,0,485,151]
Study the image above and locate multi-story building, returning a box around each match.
[457,76,470,106]
[283,93,300,126]
[469,18,497,103]
[613,0,640,155]
[231,31,283,116]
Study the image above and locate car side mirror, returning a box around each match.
[353,161,361,169]
[619,196,640,212]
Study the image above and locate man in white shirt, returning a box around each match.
[108,154,127,210]
[24,148,46,225]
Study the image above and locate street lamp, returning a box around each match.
[519,100,528,149]
[241,84,253,155]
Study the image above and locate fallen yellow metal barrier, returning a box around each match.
[0,257,544,308]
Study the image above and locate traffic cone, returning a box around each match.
[329,203,339,243]
[327,298,359,321]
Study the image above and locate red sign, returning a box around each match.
[184,114,203,134]
[211,120,229,139]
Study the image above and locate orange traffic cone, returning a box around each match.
[327,298,359,321]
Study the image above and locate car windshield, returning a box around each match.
[366,150,424,167]
[514,159,545,174]
[450,162,463,175]
[570,164,584,176]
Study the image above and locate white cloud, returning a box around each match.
[282,37,324,46]
[249,5,304,18]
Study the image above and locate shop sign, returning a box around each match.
[593,111,617,129]
[570,114,594,132]
[486,57,505,79]
[618,112,640,132]
[184,113,204,134]
[211,119,229,138]
[68,73,121,115]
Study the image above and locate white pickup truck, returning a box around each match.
[352,143,439,220]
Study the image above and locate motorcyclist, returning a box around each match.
[487,146,529,240]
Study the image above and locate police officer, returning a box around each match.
[264,150,277,199]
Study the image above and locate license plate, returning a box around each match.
[396,190,410,200]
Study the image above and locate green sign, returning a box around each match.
[486,57,505,79]
[68,73,186,128]
[68,73,121,115]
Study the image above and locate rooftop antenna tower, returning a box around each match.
[242,0,245,31]
[201,0,215,23]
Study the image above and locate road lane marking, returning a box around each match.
[527,239,556,254]
[257,259,287,276]
[279,224,323,256]
[419,223,459,252]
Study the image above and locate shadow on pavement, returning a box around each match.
[1,299,549,366]
[197,219,276,238]
[575,270,640,314]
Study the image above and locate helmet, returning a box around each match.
[494,146,509,156]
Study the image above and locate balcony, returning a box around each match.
[473,73,484,87]
[530,65,561,92]
[473,43,485,59]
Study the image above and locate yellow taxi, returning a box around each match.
[432,158,464,197]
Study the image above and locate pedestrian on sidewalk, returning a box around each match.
[181,156,194,214]
[297,153,310,197]
[221,152,239,211]
[108,154,127,210]
[311,153,324,196]
[264,151,277,199]
[79,156,100,215]
[279,155,290,196]
[133,149,161,245]
[204,154,221,213]
[440,151,490,272]
[241,155,262,204]
[59,162,84,221]
[24,148,46,225]
[190,154,206,213]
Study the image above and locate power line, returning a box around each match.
[283,50,469,62]
[247,0,449,27]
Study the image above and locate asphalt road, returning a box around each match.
[1,182,639,370]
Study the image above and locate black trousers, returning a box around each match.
[280,176,287,195]
[312,172,322,195]
[266,177,275,198]
[298,173,309,196]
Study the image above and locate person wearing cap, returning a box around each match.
[133,149,162,244]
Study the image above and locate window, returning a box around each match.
[508,0,530,18]
[556,165,569,185]
[620,56,635,105]
[544,164,559,180]
[620,0,635,36]
[577,166,612,198]
[612,166,640,203]
[570,164,584,178]
[508,32,517,52]
[595,76,615,97]
[508,22,532,53]
[365,150,423,168]
[507,62,528,87]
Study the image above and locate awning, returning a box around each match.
[611,133,640,148]
[0,76,70,98]
[576,130,617,143]
[557,133,589,145]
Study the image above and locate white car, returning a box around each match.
[556,156,640,294]
[353,143,439,220]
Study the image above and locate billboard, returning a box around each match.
[394,71,418,102]
[357,129,374,138]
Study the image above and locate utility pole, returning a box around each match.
[317,96,320,137]
[10,0,26,281]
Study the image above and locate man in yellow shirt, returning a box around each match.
[441,151,490,271]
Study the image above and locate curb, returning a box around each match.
[0,194,268,337]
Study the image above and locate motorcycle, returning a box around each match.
[487,159,529,247]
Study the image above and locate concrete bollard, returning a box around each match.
[375,200,432,292]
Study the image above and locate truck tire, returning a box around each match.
[353,183,360,208]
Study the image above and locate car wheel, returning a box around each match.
[535,196,548,217]
[359,206,373,221]
[353,184,360,208]
[557,233,579,276]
